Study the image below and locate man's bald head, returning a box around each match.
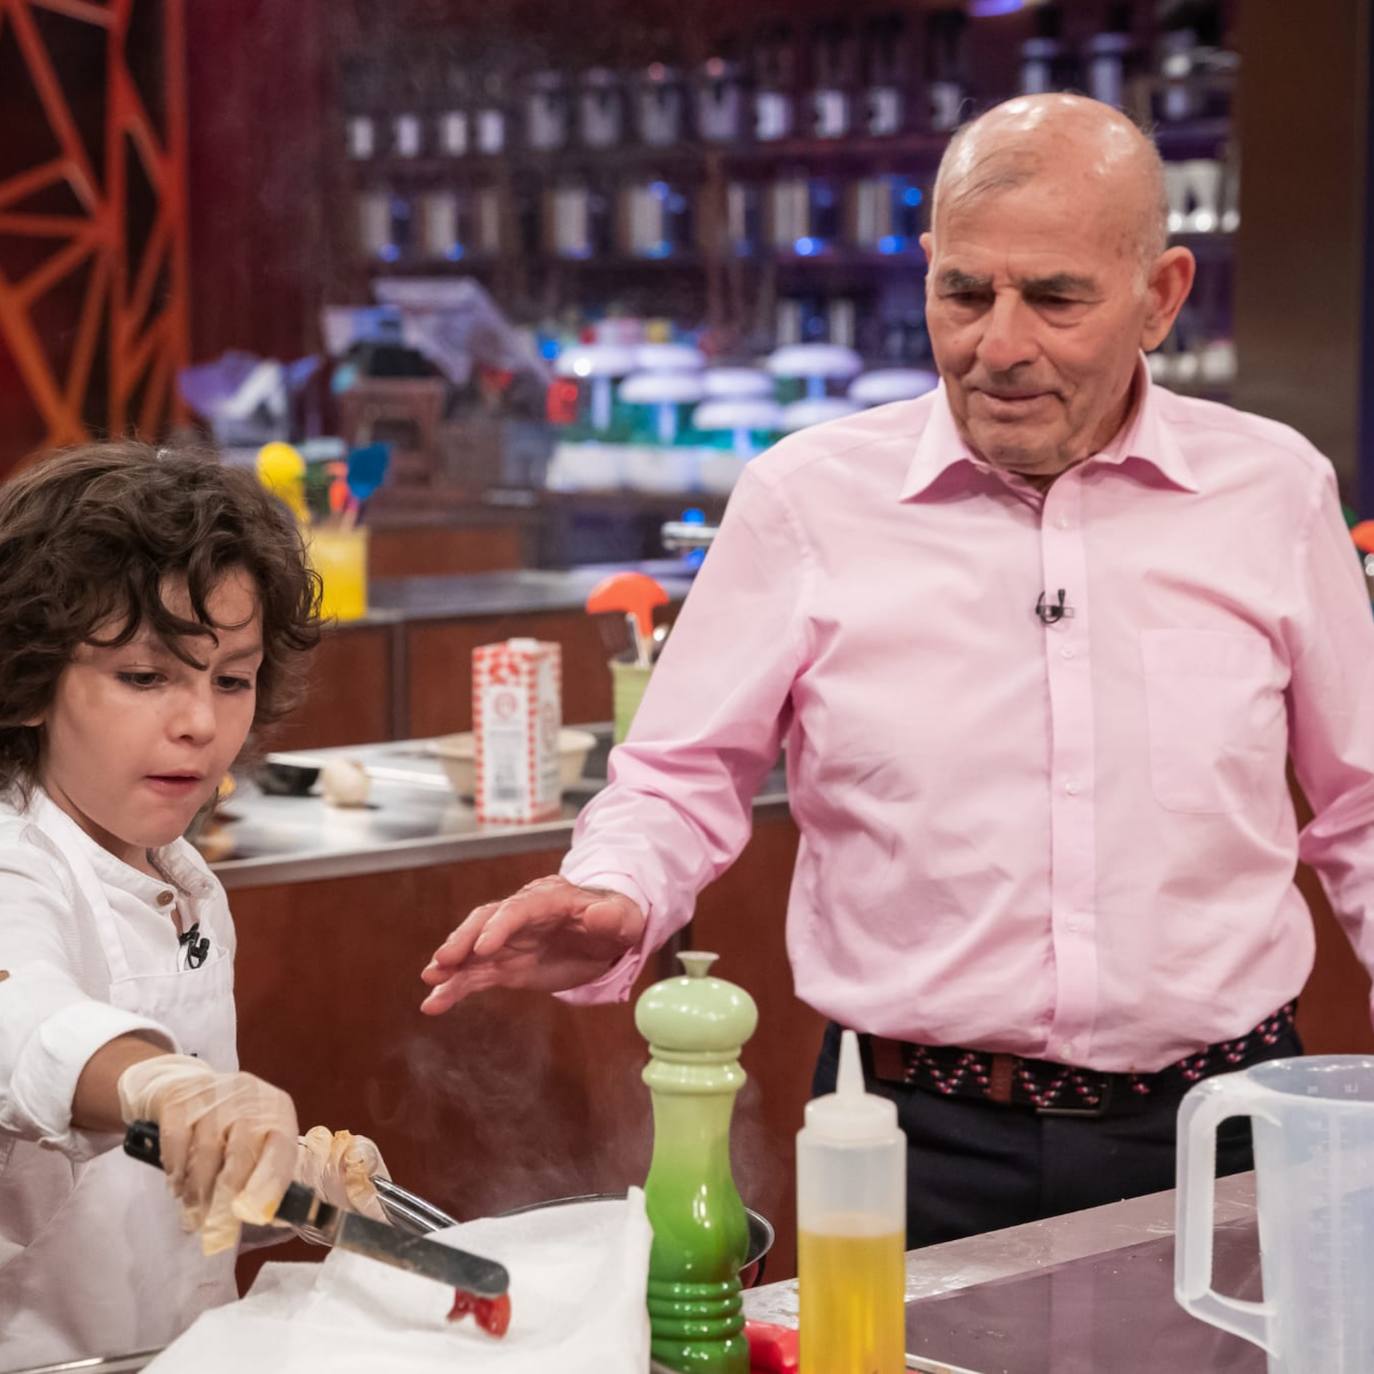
[931,94,1168,270]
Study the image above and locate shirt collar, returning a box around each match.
[26,785,214,902]
[898,357,1199,503]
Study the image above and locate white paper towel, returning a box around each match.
[144,1191,653,1373]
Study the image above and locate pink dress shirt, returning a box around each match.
[560,365,1374,1072]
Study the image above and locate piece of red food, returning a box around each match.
[446,1289,512,1338]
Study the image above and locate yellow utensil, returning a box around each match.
[255,441,309,523]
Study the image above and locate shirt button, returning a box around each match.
[1064,779,1081,796]
[1061,1042,1077,1060]
[1065,919,1082,933]
[156,890,175,907]
[1059,646,1075,660]
[1057,514,1072,530]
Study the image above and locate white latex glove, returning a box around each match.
[118,1053,300,1255]
[295,1126,391,1225]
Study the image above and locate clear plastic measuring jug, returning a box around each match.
[1176,1055,1374,1372]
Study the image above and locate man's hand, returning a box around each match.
[419,875,646,1014]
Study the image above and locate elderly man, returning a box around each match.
[420,95,1374,1244]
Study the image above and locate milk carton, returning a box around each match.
[472,638,563,824]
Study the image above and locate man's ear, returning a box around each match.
[1141,246,1196,351]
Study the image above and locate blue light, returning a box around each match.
[445,243,465,260]
[901,185,924,207]
[878,234,907,255]
[794,236,821,257]
[539,336,560,360]
[379,243,400,262]
[644,242,673,259]
[650,180,671,199]
[970,0,1024,16]
[682,507,706,524]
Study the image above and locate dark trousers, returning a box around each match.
[811,1019,1303,1250]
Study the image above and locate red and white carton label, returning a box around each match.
[473,638,562,824]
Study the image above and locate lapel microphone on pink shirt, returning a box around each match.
[1035,589,1072,625]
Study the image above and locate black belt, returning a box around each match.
[866,1001,1299,1118]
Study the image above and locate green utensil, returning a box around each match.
[637,951,758,1374]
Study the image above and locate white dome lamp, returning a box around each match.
[555,343,638,433]
[702,367,773,399]
[635,341,707,372]
[848,368,939,407]
[780,396,863,433]
[693,397,784,458]
[619,370,706,445]
[767,343,863,401]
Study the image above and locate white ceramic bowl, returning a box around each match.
[432,728,598,797]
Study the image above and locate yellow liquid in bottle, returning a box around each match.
[798,1225,906,1374]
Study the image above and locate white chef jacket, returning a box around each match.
[0,787,237,1165]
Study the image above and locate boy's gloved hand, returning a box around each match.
[117,1053,299,1255]
[295,1126,391,1226]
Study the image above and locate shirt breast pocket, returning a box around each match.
[1140,628,1285,814]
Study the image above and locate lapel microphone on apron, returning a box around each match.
[178,921,211,969]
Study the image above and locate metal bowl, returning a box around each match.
[254,759,320,796]
[499,1192,775,1289]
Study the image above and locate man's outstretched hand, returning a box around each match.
[419,876,646,1014]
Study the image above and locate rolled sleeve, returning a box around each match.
[0,838,177,1160]
[1287,463,1374,1025]
[4,979,176,1160]
[553,869,653,1004]
[553,462,812,1003]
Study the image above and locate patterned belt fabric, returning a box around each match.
[868,1001,1298,1118]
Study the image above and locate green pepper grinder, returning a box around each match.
[637,950,758,1373]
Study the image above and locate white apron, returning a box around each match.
[0,823,238,1371]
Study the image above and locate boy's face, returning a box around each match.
[34,567,263,874]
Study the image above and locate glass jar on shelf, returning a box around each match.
[579,68,625,150]
[862,13,910,137]
[475,70,509,156]
[525,70,570,153]
[809,21,858,140]
[341,55,384,161]
[619,178,693,260]
[753,24,799,143]
[436,61,471,157]
[694,56,746,144]
[634,64,686,148]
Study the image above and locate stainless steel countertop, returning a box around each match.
[334,562,694,629]
[745,1173,1259,1374]
[11,1177,1259,1373]
[209,728,788,889]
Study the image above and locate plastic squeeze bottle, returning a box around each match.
[797,1029,906,1374]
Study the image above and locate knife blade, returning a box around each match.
[123,1120,508,1298]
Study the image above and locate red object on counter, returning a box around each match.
[446,1288,512,1336]
[746,1319,800,1372]
[1352,520,1374,555]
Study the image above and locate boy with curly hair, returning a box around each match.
[0,443,388,1365]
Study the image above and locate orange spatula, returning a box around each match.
[587,571,669,667]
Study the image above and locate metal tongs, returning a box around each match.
[123,1121,505,1297]
[371,1174,459,1235]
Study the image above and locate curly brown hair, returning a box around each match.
[0,440,323,792]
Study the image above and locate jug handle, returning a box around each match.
[1174,1073,1277,1354]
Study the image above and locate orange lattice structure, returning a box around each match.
[0,0,187,473]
